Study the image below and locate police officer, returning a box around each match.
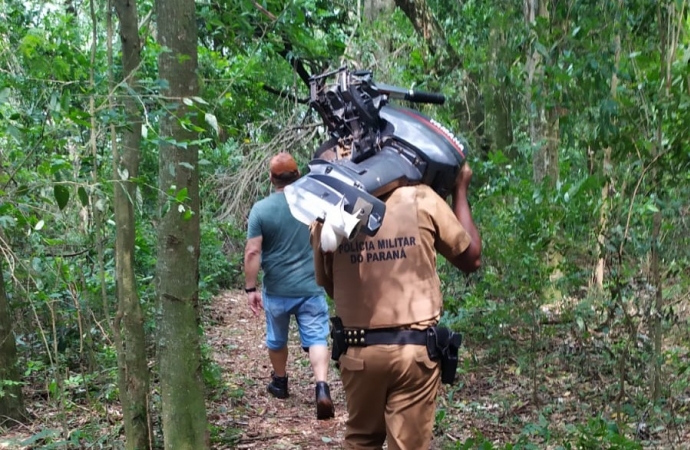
[310,163,481,449]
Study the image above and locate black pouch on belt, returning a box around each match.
[330,316,348,362]
[427,326,463,385]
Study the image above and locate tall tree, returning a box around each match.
[485,10,514,156]
[524,0,559,185]
[0,256,26,427]
[110,0,151,448]
[650,0,682,403]
[155,0,209,447]
[594,0,623,290]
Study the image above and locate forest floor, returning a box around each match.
[202,291,690,449]
[205,290,530,450]
[205,290,515,449]
[1,289,688,449]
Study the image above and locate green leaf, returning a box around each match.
[77,187,89,207]
[16,185,30,196]
[53,185,70,210]
[179,162,194,170]
[645,203,660,213]
[182,97,194,106]
[19,429,60,446]
[0,216,16,228]
[175,188,188,203]
[205,113,219,135]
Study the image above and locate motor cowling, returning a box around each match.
[284,67,468,251]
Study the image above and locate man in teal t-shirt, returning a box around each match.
[244,152,334,420]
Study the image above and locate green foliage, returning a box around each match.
[563,417,644,450]
[199,219,234,300]
[447,416,642,449]
[209,423,243,446]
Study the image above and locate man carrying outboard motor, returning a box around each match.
[310,161,481,449]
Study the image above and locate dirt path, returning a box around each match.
[206,290,348,449]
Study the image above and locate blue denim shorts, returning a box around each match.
[263,292,330,351]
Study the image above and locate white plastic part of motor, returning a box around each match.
[319,218,340,253]
[284,183,361,252]
[319,204,361,252]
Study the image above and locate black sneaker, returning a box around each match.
[267,372,289,399]
[315,381,335,420]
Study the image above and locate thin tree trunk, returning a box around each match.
[393,0,454,59]
[524,0,540,159]
[526,0,562,305]
[155,0,209,447]
[364,0,393,19]
[110,0,151,448]
[650,0,681,403]
[651,206,662,402]
[594,1,622,290]
[486,22,513,155]
[0,256,26,427]
[528,0,558,185]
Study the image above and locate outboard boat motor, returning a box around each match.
[284,66,468,251]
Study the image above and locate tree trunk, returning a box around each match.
[0,257,26,427]
[485,18,513,156]
[155,0,209,448]
[537,104,559,185]
[594,2,622,290]
[393,0,452,57]
[524,0,538,151]
[525,0,562,305]
[364,0,393,18]
[111,0,151,448]
[526,0,558,185]
[651,0,676,403]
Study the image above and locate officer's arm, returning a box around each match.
[428,182,481,274]
[450,169,481,273]
[310,222,335,297]
[244,236,262,290]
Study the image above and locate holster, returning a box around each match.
[330,316,348,362]
[426,326,463,385]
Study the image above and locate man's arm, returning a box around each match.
[244,236,262,289]
[449,164,481,273]
[244,236,264,316]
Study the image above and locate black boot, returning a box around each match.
[315,381,335,420]
[267,372,289,399]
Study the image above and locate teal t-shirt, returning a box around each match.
[247,191,324,298]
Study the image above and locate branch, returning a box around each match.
[262,85,310,104]
[619,148,671,255]
[278,37,313,86]
[249,1,312,86]
[44,247,93,258]
[251,0,277,20]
